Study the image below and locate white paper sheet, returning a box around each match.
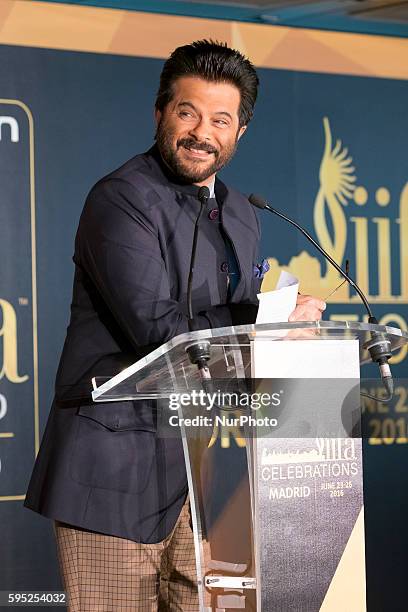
[256,271,299,324]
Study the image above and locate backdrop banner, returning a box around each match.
[0,3,407,609]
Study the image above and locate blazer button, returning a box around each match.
[220,262,229,273]
[208,208,219,221]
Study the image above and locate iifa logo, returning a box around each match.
[0,100,38,501]
[261,438,357,465]
[263,116,408,365]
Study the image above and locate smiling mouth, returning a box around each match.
[178,140,217,158]
[182,145,213,157]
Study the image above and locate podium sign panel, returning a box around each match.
[257,436,365,611]
[253,339,365,611]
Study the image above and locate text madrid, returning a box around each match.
[168,415,278,428]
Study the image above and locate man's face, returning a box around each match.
[155,76,246,186]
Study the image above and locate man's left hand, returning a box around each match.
[289,294,326,322]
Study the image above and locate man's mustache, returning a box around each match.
[177,138,218,156]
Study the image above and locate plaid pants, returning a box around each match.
[54,499,199,611]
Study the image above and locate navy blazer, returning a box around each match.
[25,146,261,543]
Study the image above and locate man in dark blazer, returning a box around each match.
[25,41,325,610]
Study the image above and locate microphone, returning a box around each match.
[248,193,393,401]
[186,186,211,372]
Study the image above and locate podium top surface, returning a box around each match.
[91,320,407,401]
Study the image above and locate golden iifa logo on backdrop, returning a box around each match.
[263,117,408,365]
[0,101,39,500]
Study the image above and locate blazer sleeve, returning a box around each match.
[76,178,257,350]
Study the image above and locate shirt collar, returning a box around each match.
[207,177,216,199]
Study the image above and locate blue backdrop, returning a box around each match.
[0,43,407,610]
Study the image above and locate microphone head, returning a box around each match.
[197,186,210,204]
[248,193,268,209]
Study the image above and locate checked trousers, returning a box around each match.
[54,499,199,611]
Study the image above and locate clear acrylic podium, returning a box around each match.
[92,321,408,612]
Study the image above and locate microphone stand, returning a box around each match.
[186,186,211,375]
[248,193,393,402]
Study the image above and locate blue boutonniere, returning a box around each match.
[253,258,270,279]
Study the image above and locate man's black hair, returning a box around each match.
[156,40,259,128]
